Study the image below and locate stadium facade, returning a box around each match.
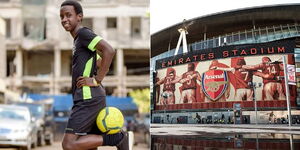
[150,4,300,124]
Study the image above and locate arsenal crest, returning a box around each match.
[202,70,228,101]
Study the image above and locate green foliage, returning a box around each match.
[129,88,150,113]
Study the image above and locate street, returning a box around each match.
[151,124,300,149]
[0,142,148,150]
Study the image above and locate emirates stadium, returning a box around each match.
[150,3,300,124]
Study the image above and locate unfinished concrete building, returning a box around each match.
[0,0,150,97]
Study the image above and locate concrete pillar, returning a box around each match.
[141,17,150,41]
[0,17,6,79]
[118,17,130,45]
[53,46,61,94]
[122,66,127,96]
[15,48,22,78]
[93,17,106,37]
[116,48,124,76]
[54,46,61,77]
[115,48,127,97]
[49,72,54,95]
[11,48,23,91]
[0,29,6,78]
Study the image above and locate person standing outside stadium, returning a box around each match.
[60,1,130,150]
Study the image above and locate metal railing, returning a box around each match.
[190,24,300,51]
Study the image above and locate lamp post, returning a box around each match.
[249,82,262,125]
[282,56,292,127]
[164,103,166,124]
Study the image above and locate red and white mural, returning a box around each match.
[154,39,297,110]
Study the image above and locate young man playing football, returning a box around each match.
[60,1,130,150]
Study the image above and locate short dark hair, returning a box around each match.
[61,0,83,15]
[237,59,246,66]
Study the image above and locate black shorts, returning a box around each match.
[65,96,106,135]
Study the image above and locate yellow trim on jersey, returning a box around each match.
[97,54,101,60]
[88,36,102,51]
[82,57,93,99]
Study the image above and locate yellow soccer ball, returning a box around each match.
[96,107,124,134]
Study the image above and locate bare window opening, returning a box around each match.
[24,51,53,76]
[4,18,11,38]
[124,49,149,75]
[23,18,46,40]
[131,17,141,37]
[107,17,117,28]
[0,92,4,104]
[61,51,72,76]
[6,50,16,77]
[82,18,93,30]
[44,19,47,39]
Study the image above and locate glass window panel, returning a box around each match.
[240,32,246,41]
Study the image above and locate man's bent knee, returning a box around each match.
[62,133,79,150]
[62,141,74,150]
[63,140,83,150]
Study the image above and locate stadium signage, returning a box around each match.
[205,73,225,79]
[202,70,228,101]
[156,39,295,69]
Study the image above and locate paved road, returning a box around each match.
[1,131,149,150]
[0,142,148,150]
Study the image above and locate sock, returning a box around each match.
[103,132,124,146]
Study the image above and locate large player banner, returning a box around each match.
[154,39,296,107]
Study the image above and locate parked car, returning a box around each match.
[0,104,38,150]
[52,96,73,141]
[15,103,54,146]
[53,99,72,123]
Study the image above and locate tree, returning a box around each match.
[129,88,150,114]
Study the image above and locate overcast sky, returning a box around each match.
[150,0,300,34]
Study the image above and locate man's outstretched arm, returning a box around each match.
[241,64,262,70]
[211,66,235,72]
[171,75,183,84]
[156,77,165,86]
[253,71,275,79]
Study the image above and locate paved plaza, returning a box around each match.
[151,124,300,135]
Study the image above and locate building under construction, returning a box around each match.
[0,0,150,99]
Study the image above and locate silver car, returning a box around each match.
[0,104,38,150]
